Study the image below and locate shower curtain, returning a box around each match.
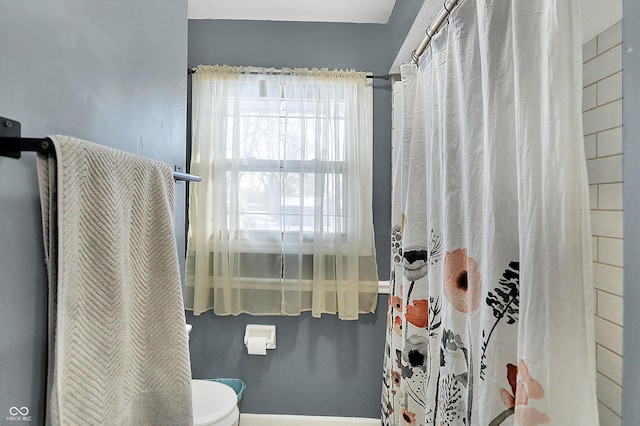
[381,1,598,425]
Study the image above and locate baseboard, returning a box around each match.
[239,413,380,426]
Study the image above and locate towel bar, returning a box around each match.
[0,116,201,182]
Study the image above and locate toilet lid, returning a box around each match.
[191,380,238,424]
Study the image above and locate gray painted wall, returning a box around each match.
[187,296,388,417]
[0,1,187,424]
[622,2,639,424]
[187,2,423,418]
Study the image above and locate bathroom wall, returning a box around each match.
[622,1,640,424]
[187,304,387,417]
[186,1,423,418]
[583,21,624,425]
[0,1,187,423]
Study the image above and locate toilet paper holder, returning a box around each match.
[243,324,276,350]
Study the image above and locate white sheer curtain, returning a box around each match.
[382,0,598,424]
[186,65,378,319]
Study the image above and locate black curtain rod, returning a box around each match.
[187,68,389,80]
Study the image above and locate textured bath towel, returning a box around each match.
[37,135,193,426]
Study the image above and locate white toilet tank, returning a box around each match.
[191,379,239,426]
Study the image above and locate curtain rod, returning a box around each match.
[412,0,460,64]
[187,68,389,80]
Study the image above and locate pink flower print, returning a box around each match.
[517,359,545,399]
[391,371,401,395]
[499,363,518,411]
[406,299,429,328]
[392,371,401,387]
[390,295,403,312]
[443,249,483,313]
[514,407,551,426]
[393,316,403,336]
[514,360,549,425]
[401,408,417,425]
[499,360,550,425]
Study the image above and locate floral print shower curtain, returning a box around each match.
[381,1,599,425]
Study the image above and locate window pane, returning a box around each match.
[223,89,349,242]
[227,99,282,160]
[322,172,344,233]
[281,172,344,234]
[283,172,314,232]
[231,171,281,231]
[230,169,345,235]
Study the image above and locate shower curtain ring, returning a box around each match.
[444,1,451,24]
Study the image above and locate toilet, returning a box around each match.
[191,379,239,426]
[187,325,240,426]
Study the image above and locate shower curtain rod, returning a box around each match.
[412,0,460,63]
[187,67,390,80]
[0,136,202,182]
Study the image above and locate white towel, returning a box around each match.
[37,135,193,426]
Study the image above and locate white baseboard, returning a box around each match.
[239,413,380,426]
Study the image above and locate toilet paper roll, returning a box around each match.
[246,336,267,355]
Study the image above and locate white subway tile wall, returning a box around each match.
[598,127,623,157]
[583,99,622,136]
[585,133,597,160]
[584,45,622,87]
[583,37,598,62]
[593,262,624,295]
[584,21,623,425]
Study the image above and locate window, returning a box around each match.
[227,92,348,253]
[186,65,378,319]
